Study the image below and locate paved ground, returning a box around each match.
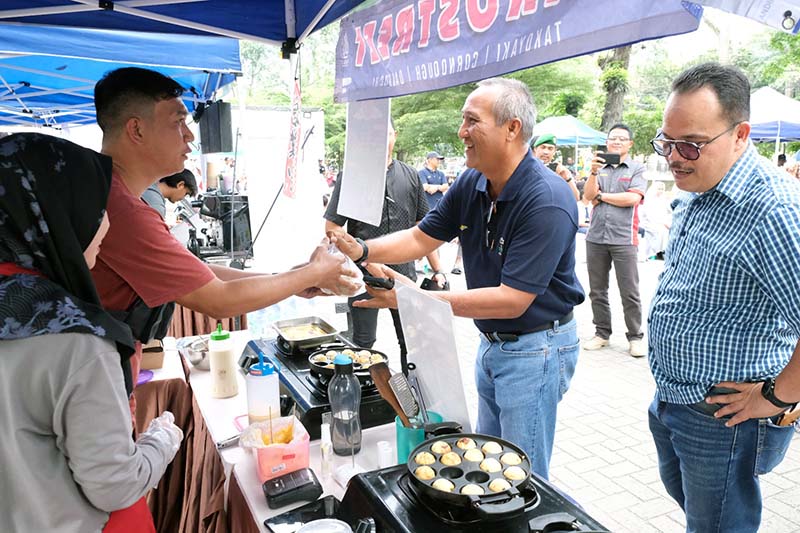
[367,238,800,533]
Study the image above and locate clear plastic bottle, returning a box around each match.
[319,421,333,478]
[209,324,239,398]
[246,362,280,424]
[328,354,362,456]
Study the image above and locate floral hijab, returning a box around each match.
[0,133,136,394]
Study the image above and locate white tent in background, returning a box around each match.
[749,86,800,157]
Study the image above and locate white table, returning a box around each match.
[186,331,399,532]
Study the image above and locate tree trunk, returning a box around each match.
[600,45,632,132]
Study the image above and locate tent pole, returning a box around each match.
[775,121,781,161]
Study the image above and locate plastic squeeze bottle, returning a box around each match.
[246,361,280,423]
[209,324,238,398]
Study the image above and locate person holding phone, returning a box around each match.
[533,134,580,200]
[582,124,647,357]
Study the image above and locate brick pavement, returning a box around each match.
[369,239,800,533]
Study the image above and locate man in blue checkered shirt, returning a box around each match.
[648,62,800,532]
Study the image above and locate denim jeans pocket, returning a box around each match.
[557,340,580,396]
[755,418,794,476]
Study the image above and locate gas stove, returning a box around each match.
[264,464,609,532]
[240,337,396,440]
[338,464,609,532]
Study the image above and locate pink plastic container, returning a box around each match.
[253,417,311,482]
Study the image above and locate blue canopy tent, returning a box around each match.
[0,0,371,46]
[749,86,800,143]
[0,24,241,127]
[532,116,607,147]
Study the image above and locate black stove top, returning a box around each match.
[240,337,396,440]
[338,465,609,533]
[265,464,609,533]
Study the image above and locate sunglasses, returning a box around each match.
[650,123,740,161]
[485,200,499,249]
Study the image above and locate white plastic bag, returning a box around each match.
[321,243,364,297]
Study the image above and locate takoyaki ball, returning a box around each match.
[311,354,328,363]
[324,364,334,369]
[430,441,451,455]
[504,466,526,481]
[431,478,455,492]
[500,452,522,466]
[460,484,485,495]
[440,452,462,466]
[479,458,502,473]
[455,437,477,450]
[489,479,511,493]
[463,448,484,462]
[369,354,384,364]
[415,451,436,465]
[325,350,338,359]
[357,349,372,358]
[415,466,435,480]
[341,349,356,357]
[481,441,503,454]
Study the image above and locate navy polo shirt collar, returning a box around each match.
[474,150,534,201]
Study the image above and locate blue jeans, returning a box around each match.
[475,318,579,479]
[648,399,794,533]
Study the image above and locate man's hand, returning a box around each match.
[432,272,447,289]
[590,153,606,175]
[308,238,361,296]
[707,381,786,427]
[352,264,415,309]
[327,230,362,262]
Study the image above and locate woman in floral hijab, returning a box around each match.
[0,133,181,533]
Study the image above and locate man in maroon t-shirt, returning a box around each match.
[91,68,356,373]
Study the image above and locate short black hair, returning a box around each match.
[671,62,750,125]
[94,67,184,133]
[608,123,633,139]
[160,169,197,196]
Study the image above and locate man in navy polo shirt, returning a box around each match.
[418,151,448,210]
[331,78,584,478]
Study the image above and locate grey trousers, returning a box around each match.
[586,241,643,341]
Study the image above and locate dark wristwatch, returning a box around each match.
[595,192,603,203]
[761,378,796,410]
[354,237,369,265]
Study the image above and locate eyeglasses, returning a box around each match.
[650,123,740,161]
[485,200,498,249]
[607,136,630,142]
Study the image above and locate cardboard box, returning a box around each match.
[141,339,165,370]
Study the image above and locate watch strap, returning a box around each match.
[761,378,796,410]
[354,237,369,265]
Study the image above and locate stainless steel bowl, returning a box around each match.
[178,336,210,370]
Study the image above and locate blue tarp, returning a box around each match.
[0,0,370,45]
[0,24,241,127]
[532,115,607,147]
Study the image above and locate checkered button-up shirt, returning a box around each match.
[648,145,800,404]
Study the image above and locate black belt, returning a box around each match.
[481,311,574,343]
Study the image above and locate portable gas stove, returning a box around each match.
[240,336,396,440]
[265,464,609,533]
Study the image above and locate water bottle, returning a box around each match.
[209,324,239,398]
[328,354,362,456]
[246,362,280,424]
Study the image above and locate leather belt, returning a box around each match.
[481,311,574,343]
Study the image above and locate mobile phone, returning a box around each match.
[358,266,395,290]
[262,468,323,509]
[602,153,621,165]
[596,144,608,153]
[547,162,559,172]
[363,274,395,290]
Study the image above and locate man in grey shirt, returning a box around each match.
[141,168,197,220]
[582,124,647,357]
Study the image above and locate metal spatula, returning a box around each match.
[388,371,420,424]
